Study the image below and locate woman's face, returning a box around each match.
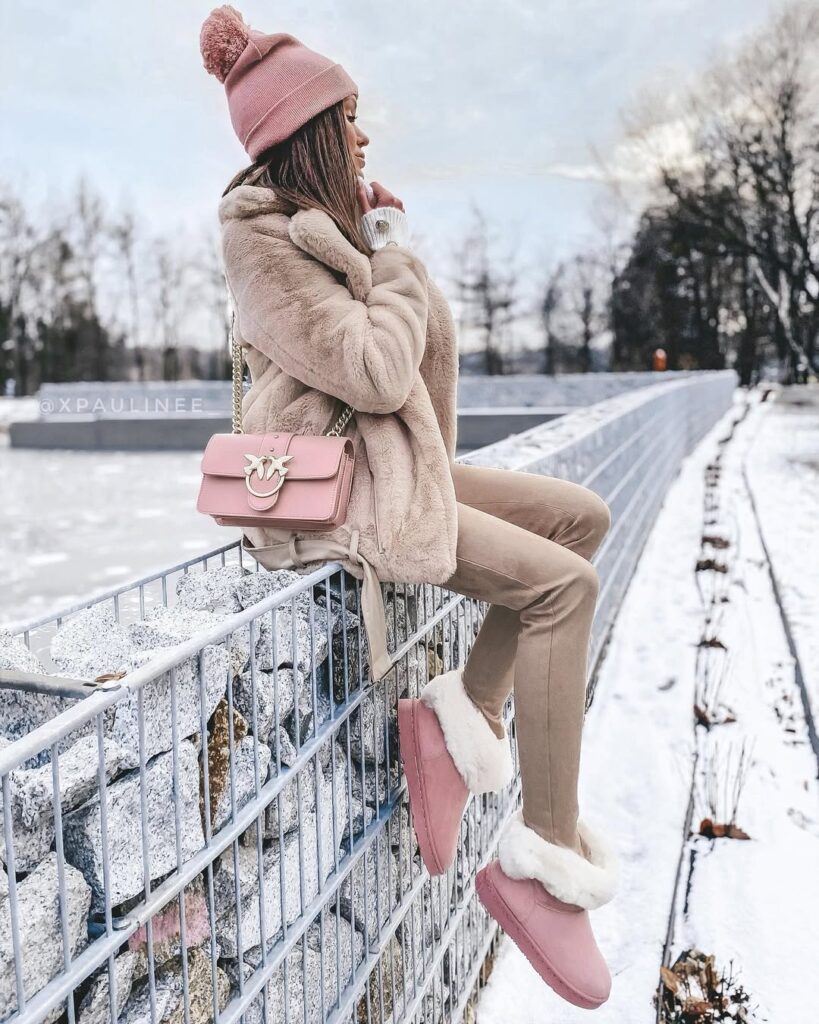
[343,93,369,174]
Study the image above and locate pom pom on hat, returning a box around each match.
[200,5,359,158]
[200,5,250,83]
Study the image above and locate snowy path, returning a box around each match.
[672,391,819,1022]
[744,386,819,726]
[478,388,819,1023]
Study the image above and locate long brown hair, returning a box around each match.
[222,98,373,256]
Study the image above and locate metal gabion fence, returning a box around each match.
[0,371,737,1024]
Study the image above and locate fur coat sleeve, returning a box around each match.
[222,220,431,415]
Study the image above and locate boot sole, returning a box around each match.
[475,864,606,1010]
[398,698,447,875]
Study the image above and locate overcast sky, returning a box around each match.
[3,0,777,286]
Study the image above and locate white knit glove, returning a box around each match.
[360,206,411,250]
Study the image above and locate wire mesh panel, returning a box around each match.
[0,371,736,1024]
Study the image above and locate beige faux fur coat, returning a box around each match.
[218,184,460,651]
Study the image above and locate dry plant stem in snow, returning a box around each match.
[695,735,755,840]
[657,948,757,1023]
[694,647,736,728]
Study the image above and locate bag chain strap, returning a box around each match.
[229,306,355,437]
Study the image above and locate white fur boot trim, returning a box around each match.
[497,809,619,910]
[418,666,514,794]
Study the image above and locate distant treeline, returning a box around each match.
[0,179,231,397]
[452,2,819,385]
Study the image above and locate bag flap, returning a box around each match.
[201,432,351,480]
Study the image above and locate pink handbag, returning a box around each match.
[197,308,356,530]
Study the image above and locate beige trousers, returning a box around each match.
[442,461,611,856]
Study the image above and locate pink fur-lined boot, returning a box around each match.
[476,811,619,1009]
[398,665,513,875]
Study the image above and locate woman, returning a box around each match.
[201,5,618,1010]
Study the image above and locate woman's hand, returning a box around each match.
[356,178,406,215]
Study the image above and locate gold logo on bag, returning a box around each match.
[243,452,294,498]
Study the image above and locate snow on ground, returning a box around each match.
[478,387,819,1023]
[0,396,39,429]
[0,440,228,628]
[744,385,819,723]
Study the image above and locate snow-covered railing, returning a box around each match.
[0,370,737,1024]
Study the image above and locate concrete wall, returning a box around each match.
[32,371,698,416]
[13,371,706,451]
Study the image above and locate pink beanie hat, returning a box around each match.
[200,5,358,159]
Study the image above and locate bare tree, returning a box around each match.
[539,263,564,376]
[193,230,232,380]
[69,176,110,380]
[625,0,819,380]
[559,252,611,372]
[110,208,144,380]
[571,254,597,373]
[0,189,39,394]
[146,235,195,382]
[452,202,519,374]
